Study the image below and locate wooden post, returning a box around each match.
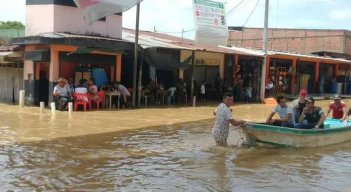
[291,59,297,95]
[190,51,196,98]
[116,54,122,81]
[19,90,25,108]
[315,61,320,93]
[265,56,271,86]
[40,101,45,113]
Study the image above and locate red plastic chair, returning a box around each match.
[73,93,91,111]
[91,91,105,109]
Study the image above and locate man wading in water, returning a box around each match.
[212,92,246,147]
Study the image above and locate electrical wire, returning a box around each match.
[227,0,249,15]
[155,29,195,34]
[242,0,260,27]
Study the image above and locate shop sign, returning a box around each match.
[193,0,228,46]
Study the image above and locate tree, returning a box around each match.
[0,21,25,29]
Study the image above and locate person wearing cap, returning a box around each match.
[53,78,71,110]
[295,97,326,129]
[327,95,347,120]
[291,89,308,122]
[266,95,296,127]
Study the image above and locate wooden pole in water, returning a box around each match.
[132,3,141,107]
[50,102,56,114]
[19,90,25,108]
[68,102,73,113]
[190,51,196,99]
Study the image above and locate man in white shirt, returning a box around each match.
[116,81,130,108]
[53,78,71,110]
[266,95,296,127]
[212,92,246,147]
[200,81,206,102]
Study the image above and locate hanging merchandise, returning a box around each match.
[92,68,108,88]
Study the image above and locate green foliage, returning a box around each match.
[0,21,25,29]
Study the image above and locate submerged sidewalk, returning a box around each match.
[0,103,273,144]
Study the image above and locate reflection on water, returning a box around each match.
[0,100,351,191]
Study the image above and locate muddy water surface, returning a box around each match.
[0,100,351,191]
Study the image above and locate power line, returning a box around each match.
[242,0,260,26]
[227,0,249,15]
[156,29,195,34]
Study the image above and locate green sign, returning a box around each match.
[194,0,224,9]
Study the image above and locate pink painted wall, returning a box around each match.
[26,5,55,37]
[26,5,122,38]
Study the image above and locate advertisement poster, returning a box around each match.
[193,0,228,46]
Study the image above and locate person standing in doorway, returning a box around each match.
[200,81,206,102]
[212,92,246,147]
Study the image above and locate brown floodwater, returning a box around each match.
[0,100,351,191]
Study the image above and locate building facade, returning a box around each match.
[228,27,351,57]
[11,0,132,105]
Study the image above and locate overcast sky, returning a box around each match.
[1,0,350,39]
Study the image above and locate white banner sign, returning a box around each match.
[193,0,228,46]
[73,0,143,24]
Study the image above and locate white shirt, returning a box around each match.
[201,84,206,94]
[118,84,131,96]
[266,83,273,89]
[75,87,88,94]
[212,103,233,141]
[273,105,296,125]
[168,87,177,96]
[53,85,69,97]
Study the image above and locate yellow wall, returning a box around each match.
[180,50,225,78]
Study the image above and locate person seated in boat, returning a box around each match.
[295,97,326,129]
[266,95,296,128]
[291,89,308,122]
[327,95,347,121]
[212,92,246,147]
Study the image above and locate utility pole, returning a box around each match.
[260,0,269,102]
[132,3,140,107]
[181,28,184,42]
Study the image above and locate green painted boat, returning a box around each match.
[242,119,351,147]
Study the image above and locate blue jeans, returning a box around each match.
[295,123,314,129]
[272,121,295,128]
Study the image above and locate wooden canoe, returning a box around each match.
[242,119,351,148]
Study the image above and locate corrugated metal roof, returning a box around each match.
[38,32,126,42]
[220,46,351,64]
[122,29,252,55]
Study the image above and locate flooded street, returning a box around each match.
[1,100,351,191]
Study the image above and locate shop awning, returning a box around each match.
[144,48,192,71]
[0,51,23,63]
[70,47,125,55]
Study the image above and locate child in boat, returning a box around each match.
[295,97,326,129]
[266,95,296,128]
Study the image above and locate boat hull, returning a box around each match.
[243,123,351,147]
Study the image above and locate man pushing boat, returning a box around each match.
[212,92,246,147]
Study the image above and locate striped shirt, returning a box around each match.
[212,103,233,141]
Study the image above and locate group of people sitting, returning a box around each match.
[53,77,97,110]
[53,77,130,110]
[266,89,347,129]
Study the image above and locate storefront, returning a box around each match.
[181,50,224,98]
[0,50,24,104]
[12,33,134,105]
